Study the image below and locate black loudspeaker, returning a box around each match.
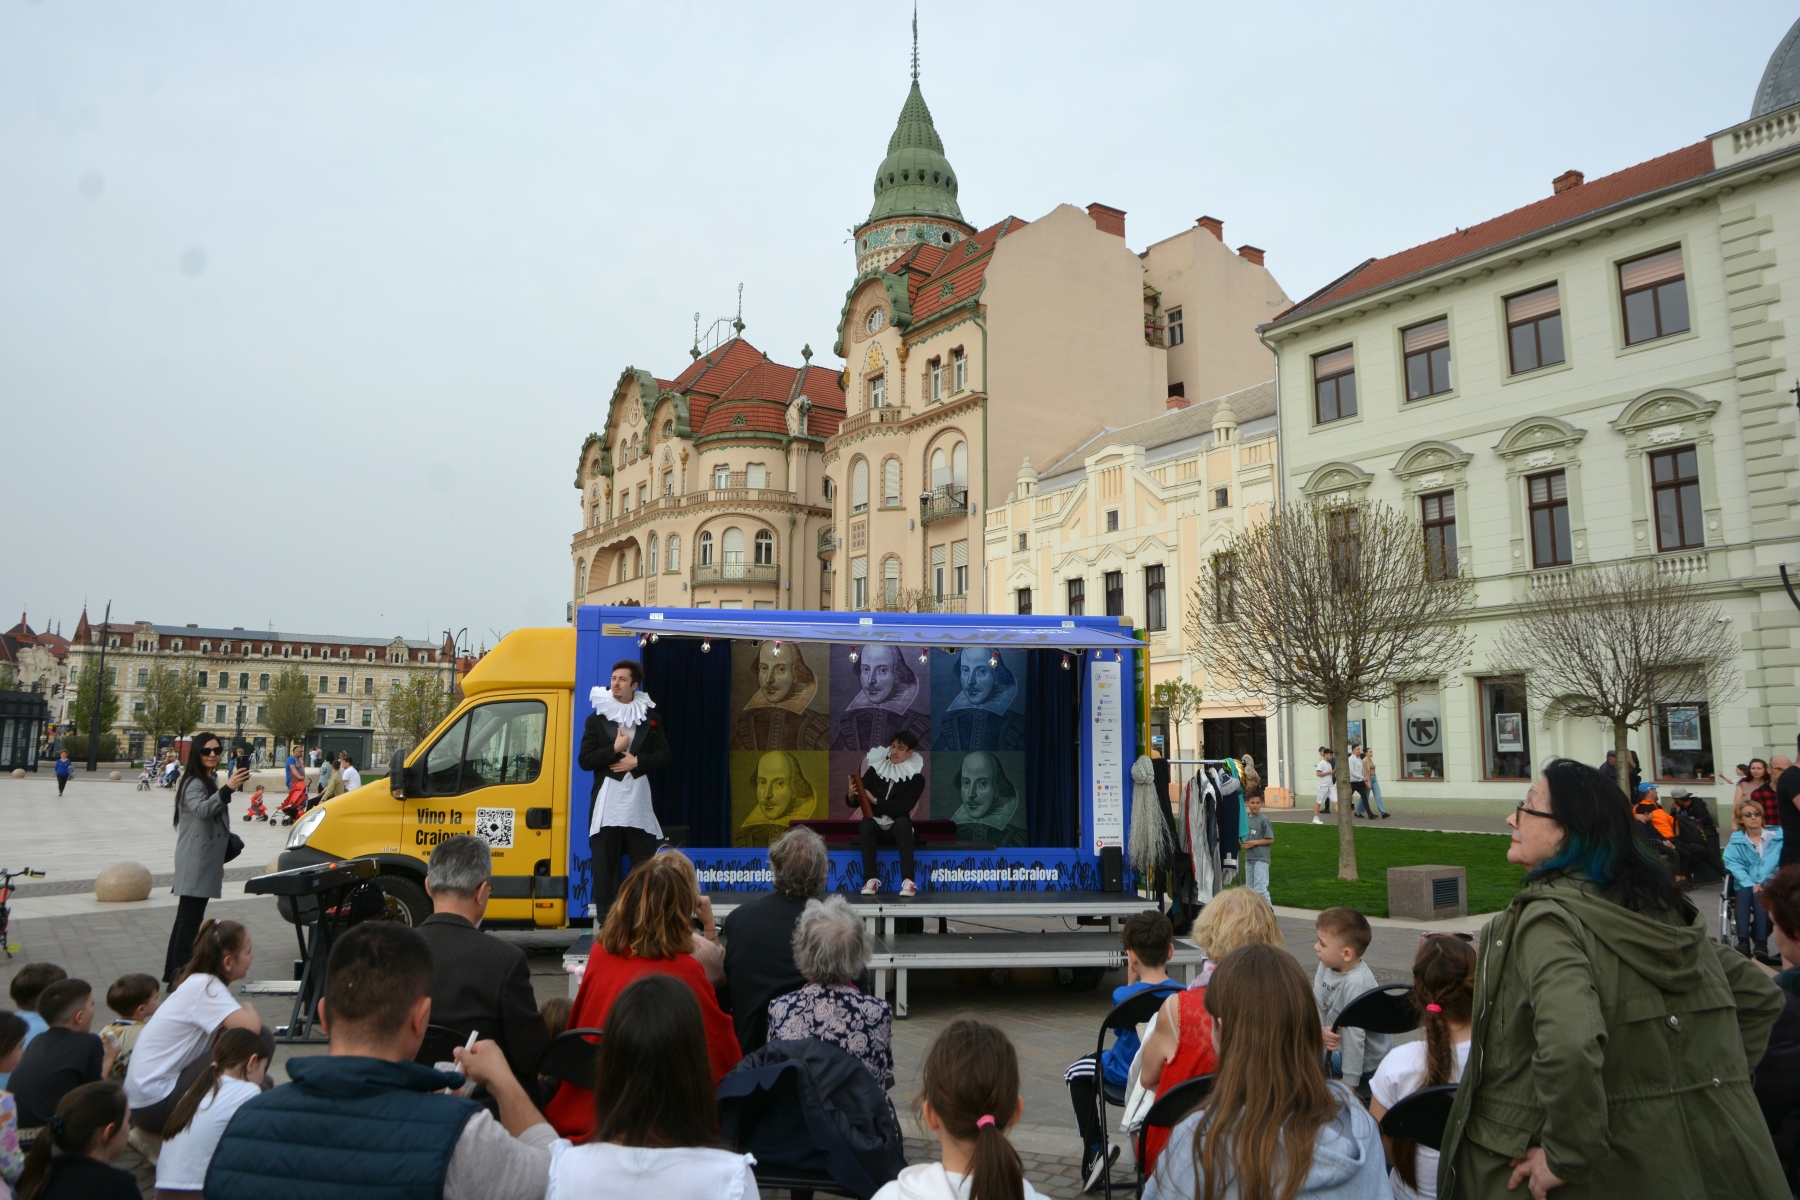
[1101,846,1123,892]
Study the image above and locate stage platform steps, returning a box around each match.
[565,890,1183,1016]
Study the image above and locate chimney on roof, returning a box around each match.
[1087,203,1126,239]
[1197,216,1224,241]
[1553,169,1584,195]
[1167,383,1191,411]
[1237,245,1265,267]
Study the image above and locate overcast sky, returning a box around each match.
[2,2,1791,646]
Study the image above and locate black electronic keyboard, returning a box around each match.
[245,858,378,897]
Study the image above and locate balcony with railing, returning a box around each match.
[691,561,780,587]
[834,405,911,439]
[919,485,969,525]
[817,524,835,559]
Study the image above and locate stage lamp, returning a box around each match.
[918,650,928,664]
[988,652,999,667]
[1061,653,1071,670]
[701,639,711,653]
[1113,648,1122,662]
[637,635,648,648]
[649,632,659,644]
[772,640,783,656]
[848,649,859,663]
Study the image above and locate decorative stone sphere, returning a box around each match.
[265,854,284,876]
[108,771,122,781]
[9,769,22,779]
[94,862,153,903]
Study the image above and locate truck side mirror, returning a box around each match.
[402,760,426,799]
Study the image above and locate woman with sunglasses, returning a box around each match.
[1438,758,1785,1199]
[162,734,250,986]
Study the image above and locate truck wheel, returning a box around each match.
[375,875,432,926]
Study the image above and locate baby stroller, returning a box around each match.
[242,788,269,823]
[278,778,310,826]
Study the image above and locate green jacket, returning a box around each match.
[1439,872,1786,1199]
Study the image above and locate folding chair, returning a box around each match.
[1378,1082,1459,1151]
[1092,984,1183,1200]
[1332,983,1420,1036]
[1133,1072,1213,1190]
[414,1024,470,1071]
[535,1027,604,1090]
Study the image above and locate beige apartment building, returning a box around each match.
[981,383,1284,780]
[65,609,451,764]
[817,70,1289,612]
[570,342,846,611]
[1260,25,1800,807]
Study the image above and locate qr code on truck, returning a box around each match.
[474,808,515,848]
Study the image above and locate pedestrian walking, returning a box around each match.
[53,751,71,797]
[1363,746,1390,818]
[1349,741,1372,818]
[162,735,248,986]
[1312,746,1334,825]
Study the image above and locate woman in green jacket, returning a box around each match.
[1439,758,1786,1200]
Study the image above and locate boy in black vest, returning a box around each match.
[207,922,555,1200]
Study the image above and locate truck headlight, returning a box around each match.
[287,808,327,850]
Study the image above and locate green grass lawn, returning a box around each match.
[1266,824,1526,916]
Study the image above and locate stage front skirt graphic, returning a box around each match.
[1090,658,1125,853]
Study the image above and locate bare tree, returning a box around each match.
[1492,563,1741,800]
[141,665,203,757]
[1185,499,1475,880]
[265,665,318,752]
[1151,680,1205,758]
[383,675,453,753]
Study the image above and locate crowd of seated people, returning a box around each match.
[11,764,1800,1200]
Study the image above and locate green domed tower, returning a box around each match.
[853,29,974,275]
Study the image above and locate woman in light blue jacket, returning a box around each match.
[1724,800,1785,959]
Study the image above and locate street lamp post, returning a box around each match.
[85,600,112,773]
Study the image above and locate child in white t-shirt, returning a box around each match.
[154,1027,268,1195]
[1367,935,1478,1200]
[1313,746,1335,824]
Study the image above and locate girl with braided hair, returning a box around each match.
[11,1080,135,1200]
[1368,935,1477,1199]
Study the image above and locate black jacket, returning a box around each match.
[578,709,672,802]
[720,891,811,1054]
[854,765,925,822]
[413,912,550,1097]
[1758,969,1800,1195]
[716,1037,905,1200]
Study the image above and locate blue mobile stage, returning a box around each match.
[569,605,1146,915]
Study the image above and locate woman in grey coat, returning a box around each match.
[162,732,249,984]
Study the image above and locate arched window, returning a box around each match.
[699,531,714,566]
[883,557,901,607]
[617,552,627,584]
[851,459,870,513]
[722,527,745,564]
[714,464,730,489]
[578,558,587,595]
[666,534,680,572]
[754,530,775,566]
[931,448,949,490]
[632,545,642,578]
[883,459,901,507]
[647,533,658,571]
[953,442,968,489]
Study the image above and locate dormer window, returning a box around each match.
[200,641,210,653]
[866,307,886,334]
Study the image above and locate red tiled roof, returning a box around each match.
[1276,142,1715,325]
[697,358,849,439]
[908,216,1028,323]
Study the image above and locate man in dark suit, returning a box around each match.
[720,826,825,1054]
[413,835,550,1099]
[579,659,672,922]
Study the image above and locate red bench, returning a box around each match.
[792,818,960,845]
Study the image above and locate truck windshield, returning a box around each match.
[419,700,547,796]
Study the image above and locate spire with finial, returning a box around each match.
[802,344,813,366]
[690,312,701,360]
[911,1,919,82]
[732,282,745,336]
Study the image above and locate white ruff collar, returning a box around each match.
[865,746,923,783]
[590,688,655,725]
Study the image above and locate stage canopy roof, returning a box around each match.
[612,614,1144,650]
